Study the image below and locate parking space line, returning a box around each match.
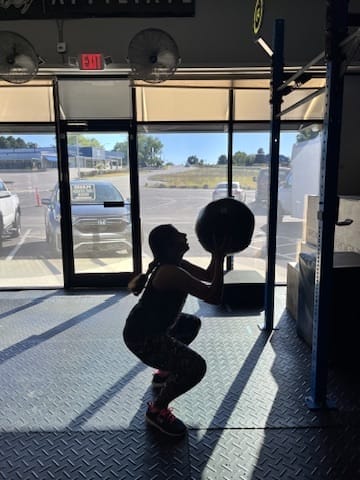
[5,229,32,261]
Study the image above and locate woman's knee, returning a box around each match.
[191,354,207,382]
[192,315,201,331]
[178,313,201,330]
[187,314,201,337]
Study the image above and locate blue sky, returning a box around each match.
[156,132,297,164]
[10,131,298,165]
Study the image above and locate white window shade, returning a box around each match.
[136,87,229,121]
[281,89,325,120]
[234,89,270,121]
[234,87,325,121]
[0,80,54,122]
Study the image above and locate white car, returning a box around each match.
[0,178,21,249]
[212,182,246,202]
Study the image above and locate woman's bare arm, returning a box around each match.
[180,232,231,282]
[153,256,225,305]
[179,256,217,282]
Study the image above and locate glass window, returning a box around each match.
[59,79,131,119]
[137,124,228,270]
[0,130,62,288]
[231,130,270,279]
[64,132,133,275]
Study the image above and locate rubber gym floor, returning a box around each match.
[0,288,359,479]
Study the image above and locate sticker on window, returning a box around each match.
[71,183,96,202]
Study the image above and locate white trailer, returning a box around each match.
[279,132,322,219]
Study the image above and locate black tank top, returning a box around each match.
[123,266,187,341]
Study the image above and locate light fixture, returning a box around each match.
[255,37,274,57]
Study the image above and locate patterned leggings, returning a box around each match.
[124,313,207,409]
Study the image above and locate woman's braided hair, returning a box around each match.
[128,259,158,296]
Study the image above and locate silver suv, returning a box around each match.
[42,180,132,255]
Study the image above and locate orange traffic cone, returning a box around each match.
[35,188,42,207]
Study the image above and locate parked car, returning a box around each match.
[255,167,291,203]
[212,182,246,202]
[0,178,21,249]
[42,180,132,254]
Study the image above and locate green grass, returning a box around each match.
[84,165,265,190]
[146,166,262,189]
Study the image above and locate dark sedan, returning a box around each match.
[42,180,132,255]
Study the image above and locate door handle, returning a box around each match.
[336,218,353,226]
[104,201,124,207]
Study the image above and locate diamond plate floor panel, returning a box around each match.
[0,430,190,480]
[0,288,359,479]
[188,427,360,480]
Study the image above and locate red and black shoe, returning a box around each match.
[145,402,187,437]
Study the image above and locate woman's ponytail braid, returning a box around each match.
[128,259,159,296]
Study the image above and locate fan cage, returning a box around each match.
[0,31,39,84]
[127,28,181,84]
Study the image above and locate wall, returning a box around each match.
[0,0,327,68]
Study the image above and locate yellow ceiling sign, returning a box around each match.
[253,0,264,36]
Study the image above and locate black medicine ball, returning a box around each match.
[195,198,255,254]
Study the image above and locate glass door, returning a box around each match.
[51,121,139,287]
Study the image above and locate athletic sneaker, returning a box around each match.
[152,370,170,388]
[145,402,187,437]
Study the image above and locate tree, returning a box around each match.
[67,134,102,148]
[254,147,266,164]
[232,151,248,166]
[264,153,290,166]
[246,153,256,165]
[113,141,129,166]
[113,134,164,168]
[186,155,200,166]
[217,154,227,165]
[0,136,37,149]
[138,134,163,167]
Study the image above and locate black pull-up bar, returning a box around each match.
[275,27,360,120]
[278,27,359,97]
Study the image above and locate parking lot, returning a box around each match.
[0,169,303,287]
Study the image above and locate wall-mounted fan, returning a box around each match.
[127,28,181,83]
[0,31,39,84]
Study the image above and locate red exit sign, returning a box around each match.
[79,53,104,70]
